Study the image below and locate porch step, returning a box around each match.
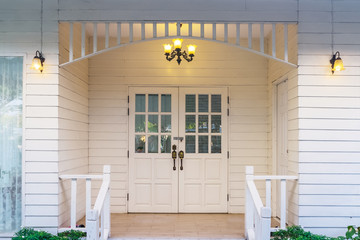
[109,238,245,240]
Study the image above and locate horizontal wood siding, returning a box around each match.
[268,24,299,224]
[298,0,360,237]
[58,23,89,227]
[88,39,269,213]
[0,0,60,233]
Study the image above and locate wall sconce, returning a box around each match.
[163,38,197,65]
[330,51,345,74]
[31,0,45,73]
[31,50,45,72]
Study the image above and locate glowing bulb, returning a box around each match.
[187,45,197,55]
[172,38,183,49]
[163,44,172,54]
[31,57,42,70]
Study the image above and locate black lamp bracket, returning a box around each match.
[165,48,194,65]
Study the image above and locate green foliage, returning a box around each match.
[271,225,342,240]
[58,230,86,240]
[344,226,360,240]
[12,228,86,240]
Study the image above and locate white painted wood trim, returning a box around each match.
[284,23,288,62]
[69,22,73,62]
[71,179,77,229]
[81,22,86,57]
[59,37,297,68]
[93,22,97,53]
[272,23,276,57]
[117,22,121,45]
[236,23,240,45]
[59,175,103,179]
[260,23,264,53]
[105,22,110,48]
[248,23,252,49]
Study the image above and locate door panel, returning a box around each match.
[178,88,228,213]
[129,87,179,212]
[129,87,227,213]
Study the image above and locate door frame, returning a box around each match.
[127,86,229,213]
[271,77,288,217]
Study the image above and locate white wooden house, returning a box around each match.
[0,0,360,239]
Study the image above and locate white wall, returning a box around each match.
[267,24,298,224]
[88,39,270,213]
[297,0,360,237]
[0,0,60,234]
[58,23,89,228]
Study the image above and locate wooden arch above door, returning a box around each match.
[59,21,297,68]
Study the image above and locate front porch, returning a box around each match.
[80,213,280,239]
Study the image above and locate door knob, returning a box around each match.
[178,150,184,170]
[172,144,177,171]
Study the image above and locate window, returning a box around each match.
[0,57,23,233]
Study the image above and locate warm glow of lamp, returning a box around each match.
[330,51,345,74]
[173,38,183,49]
[187,45,197,55]
[30,51,45,72]
[333,58,344,72]
[31,57,42,70]
[163,44,173,54]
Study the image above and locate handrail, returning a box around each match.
[58,165,111,240]
[245,166,298,240]
[86,165,111,240]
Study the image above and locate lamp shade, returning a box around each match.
[163,44,172,54]
[31,57,43,72]
[187,45,197,55]
[333,58,345,72]
[173,38,183,49]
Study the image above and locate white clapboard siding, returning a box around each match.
[267,23,298,224]
[0,0,60,233]
[87,38,272,214]
[58,20,89,228]
[296,0,360,237]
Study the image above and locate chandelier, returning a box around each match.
[163,39,197,65]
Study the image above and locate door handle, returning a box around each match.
[172,145,177,171]
[178,150,184,171]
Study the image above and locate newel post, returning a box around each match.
[245,166,254,238]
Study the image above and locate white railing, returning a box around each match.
[245,166,298,240]
[59,165,111,240]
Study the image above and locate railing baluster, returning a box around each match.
[165,22,169,37]
[260,23,264,53]
[69,22,73,62]
[284,23,288,62]
[236,23,240,45]
[272,23,276,57]
[248,23,252,49]
[141,22,145,40]
[212,23,216,40]
[71,178,77,229]
[129,22,133,42]
[117,22,121,45]
[177,21,181,36]
[201,23,204,38]
[105,22,109,49]
[86,178,92,213]
[101,209,104,239]
[93,22,97,53]
[280,179,287,229]
[224,23,228,43]
[189,22,192,37]
[265,179,271,208]
[153,22,157,38]
[81,22,85,57]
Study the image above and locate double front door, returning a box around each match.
[129,87,227,213]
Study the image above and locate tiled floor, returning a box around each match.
[108,213,245,239]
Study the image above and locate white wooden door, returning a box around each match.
[129,87,227,213]
[178,88,228,212]
[129,87,179,212]
[276,80,288,218]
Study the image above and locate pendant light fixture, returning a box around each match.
[31,0,45,72]
[163,38,197,65]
